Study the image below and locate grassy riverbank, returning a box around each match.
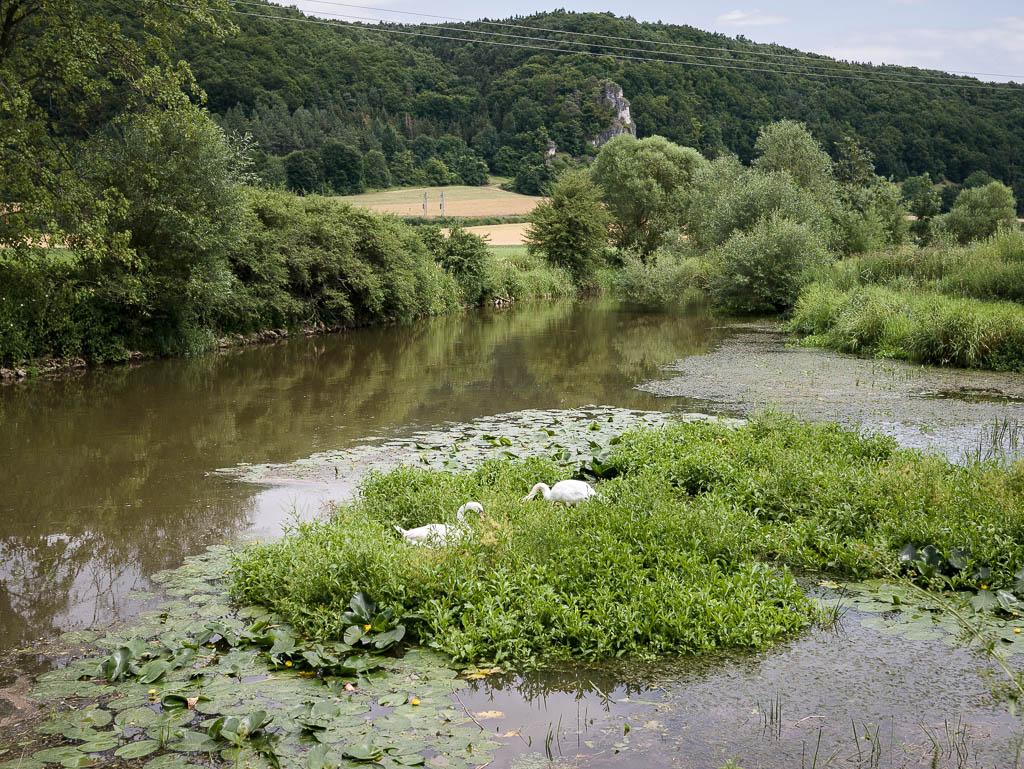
[232,415,1024,666]
[787,229,1024,371]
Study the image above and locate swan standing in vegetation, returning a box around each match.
[394,501,483,545]
[522,480,598,506]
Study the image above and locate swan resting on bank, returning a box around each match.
[522,480,598,506]
[394,501,484,545]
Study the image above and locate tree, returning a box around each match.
[422,226,489,304]
[940,181,1018,244]
[901,173,941,239]
[963,170,996,189]
[285,150,323,193]
[422,157,451,186]
[90,105,250,350]
[0,0,233,254]
[321,140,364,194]
[834,136,875,187]
[526,170,608,283]
[591,134,706,255]
[362,150,391,188]
[753,120,834,193]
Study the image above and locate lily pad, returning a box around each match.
[114,740,161,759]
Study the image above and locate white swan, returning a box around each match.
[522,480,598,506]
[394,502,483,545]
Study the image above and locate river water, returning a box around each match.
[4,300,1024,767]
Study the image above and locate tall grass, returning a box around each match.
[789,283,1024,371]
[232,416,1024,665]
[484,247,577,302]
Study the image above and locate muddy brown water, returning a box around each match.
[4,300,1024,767]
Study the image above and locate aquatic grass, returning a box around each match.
[233,415,1024,666]
[483,248,576,302]
[789,283,1024,371]
[232,453,813,665]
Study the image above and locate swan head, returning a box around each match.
[456,501,485,520]
[522,482,549,502]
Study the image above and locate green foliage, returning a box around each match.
[284,150,323,193]
[421,226,489,305]
[363,150,392,188]
[482,247,577,302]
[592,134,707,254]
[422,158,452,186]
[789,282,1024,371]
[222,188,461,332]
[938,182,1018,245]
[753,120,834,193]
[231,415,1024,664]
[614,238,709,308]
[321,140,364,195]
[525,170,609,284]
[710,216,830,313]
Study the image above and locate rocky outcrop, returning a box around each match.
[590,81,637,147]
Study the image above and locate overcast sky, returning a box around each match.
[275,0,1024,83]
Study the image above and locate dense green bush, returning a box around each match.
[421,226,489,305]
[231,415,1024,664]
[525,169,609,284]
[483,248,577,302]
[938,182,1018,245]
[614,239,708,308]
[220,189,462,332]
[710,216,830,313]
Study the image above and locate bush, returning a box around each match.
[422,226,489,305]
[614,240,708,308]
[525,170,609,284]
[483,247,577,302]
[710,216,830,313]
[938,182,1018,245]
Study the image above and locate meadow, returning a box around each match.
[335,183,541,219]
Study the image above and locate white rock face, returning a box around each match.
[591,81,637,147]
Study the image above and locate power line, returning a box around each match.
[273,0,1024,81]
[230,0,994,84]
[210,4,1024,92]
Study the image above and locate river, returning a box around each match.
[4,299,1024,767]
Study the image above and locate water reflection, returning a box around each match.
[0,301,725,652]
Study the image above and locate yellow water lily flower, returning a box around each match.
[364,624,372,631]
[148,689,156,695]
[1016,628,1021,634]
[410,697,420,706]
[284,660,293,667]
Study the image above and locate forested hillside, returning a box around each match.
[178,3,1024,206]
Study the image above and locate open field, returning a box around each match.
[461,222,530,245]
[336,184,542,218]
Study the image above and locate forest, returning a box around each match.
[177,3,1024,204]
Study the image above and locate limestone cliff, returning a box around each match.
[590,81,637,147]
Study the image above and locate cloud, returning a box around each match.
[715,9,787,27]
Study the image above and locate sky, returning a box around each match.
[276,0,1024,83]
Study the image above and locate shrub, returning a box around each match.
[789,282,1024,371]
[710,216,830,313]
[422,226,489,305]
[938,182,1018,245]
[614,241,708,308]
[752,120,833,193]
[483,248,577,302]
[525,169,609,284]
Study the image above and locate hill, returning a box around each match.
[178,4,1024,207]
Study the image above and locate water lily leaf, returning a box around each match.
[343,743,383,762]
[33,747,84,763]
[115,740,160,759]
[166,730,221,752]
[306,743,339,769]
[372,627,405,650]
[948,547,970,571]
[393,756,425,766]
[970,590,999,612]
[102,647,134,681]
[343,626,365,646]
[58,756,93,768]
[137,660,173,684]
[115,707,161,730]
[143,755,193,769]
[78,736,119,753]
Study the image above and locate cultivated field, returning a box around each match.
[336,183,542,218]
[461,222,530,245]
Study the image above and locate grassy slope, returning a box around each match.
[336,184,542,218]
